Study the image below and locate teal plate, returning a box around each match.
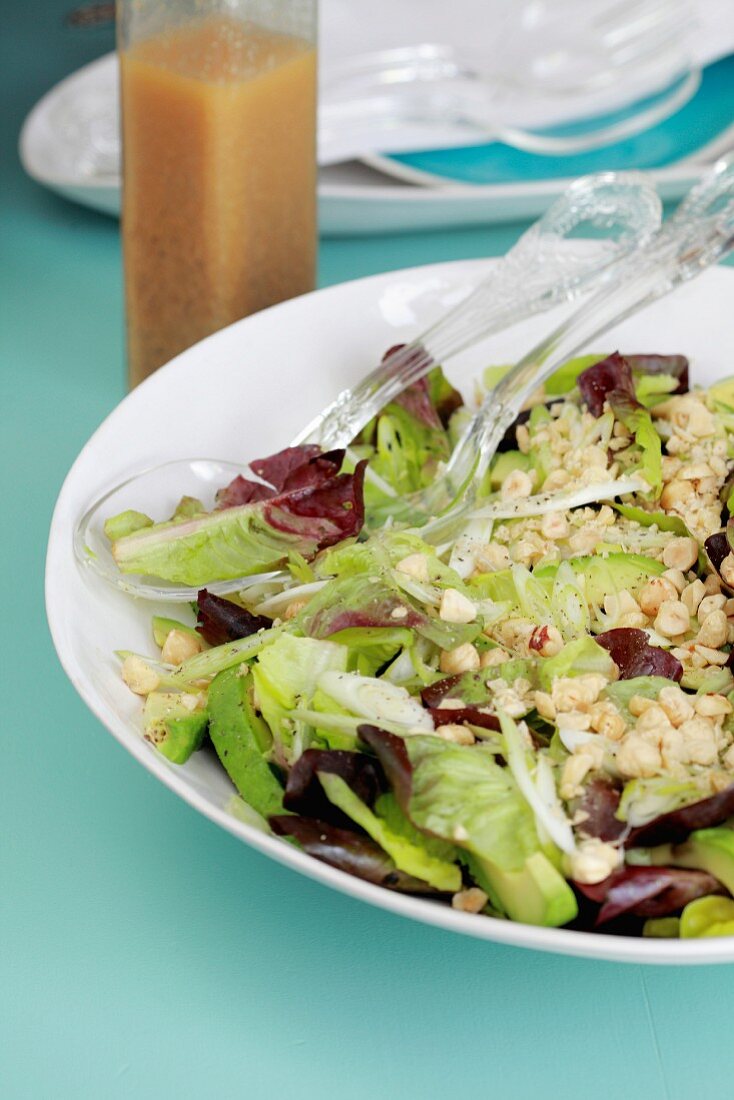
[376,54,734,186]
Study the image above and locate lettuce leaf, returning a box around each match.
[110,454,366,584]
[604,675,679,721]
[544,353,607,396]
[611,503,690,536]
[576,866,722,926]
[318,772,461,891]
[607,391,662,498]
[538,636,617,691]
[595,629,683,682]
[251,634,348,765]
[402,736,541,872]
[269,814,442,893]
[618,776,709,827]
[196,589,271,645]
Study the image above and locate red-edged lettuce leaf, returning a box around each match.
[427,707,501,731]
[707,530,734,599]
[626,354,689,394]
[575,865,724,925]
[380,344,464,430]
[269,815,438,893]
[706,530,730,572]
[392,376,442,432]
[275,450,346,493]
[263,460,367,544]
[576,777,626,843]
[196,589,271,646]
[215,476,274,509]
[283,749,385,827]
[625,783,734,848]
[421,675,501,731]
[596,628,683,682]
[358,724,414,813]
[300,574,478,652]
[305,587,424,637]
[422,675,470,708]
[112,457,367,585]
[578,352,637,417]
[215,447,341,509]
[250,445,324,490]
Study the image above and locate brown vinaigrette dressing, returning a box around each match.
[121,15,317,386]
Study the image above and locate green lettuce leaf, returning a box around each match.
[110,504,329,584]
[634,374,680,407]
[618,775,709,827]
[538,636,617,691]
[611,503,690,536]
[328,626,413,676]
[251,634,348,764]
[609,397,663,498]
[603,675,677,722]
[404,737,540,872]
[544,353,607,396]
[318,772,461,891]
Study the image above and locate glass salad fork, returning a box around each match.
[417,153,734,551]
[74,171,662,601]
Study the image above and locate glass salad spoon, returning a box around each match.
[73,171,662,602]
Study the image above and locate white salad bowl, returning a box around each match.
[46,259,734,964]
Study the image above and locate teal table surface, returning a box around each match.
[4,7,734,1099]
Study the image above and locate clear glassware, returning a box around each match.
[118,0,318,387]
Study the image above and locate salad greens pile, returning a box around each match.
[112,350,734,938]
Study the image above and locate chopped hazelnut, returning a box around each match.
[697,609,728,649]
[654,599,690,638]
[440,643,481,675]
[662,537,699,572]
[439,588,477,624]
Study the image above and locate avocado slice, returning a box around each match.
[143,691,208,764]
[152,615,201,649]
[668,827,734,894]
[207,667,285,817]
[472,851,578,927]
[680,895,734,938]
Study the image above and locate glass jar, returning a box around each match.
[118,0,317,387]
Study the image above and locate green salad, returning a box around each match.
[110,350,734,937]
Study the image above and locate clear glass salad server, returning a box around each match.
[318,0,697,162]
[73,171,661,601]
[419,152,734,543]
[294,171,661,449]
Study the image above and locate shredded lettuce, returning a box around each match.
[618,776,708,827]
[317,670,433,731]
[498,710,575,855]
[608,396,663,498]
[252,635,348,764]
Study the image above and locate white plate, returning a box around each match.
[46,259,734,964]
[19,51,728,236]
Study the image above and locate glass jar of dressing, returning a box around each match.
[118,0,317,387]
